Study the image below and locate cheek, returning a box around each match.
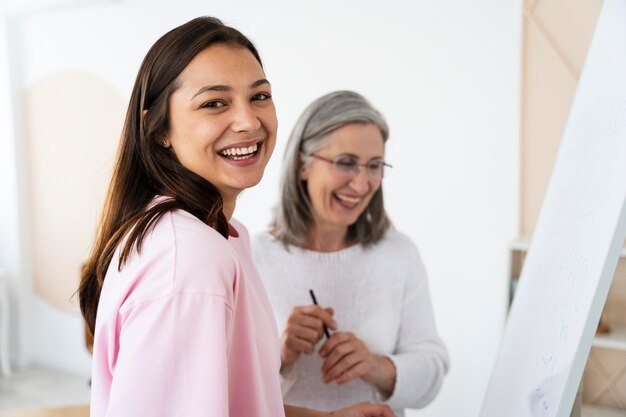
[307,179,331,205]
[195,123,221,146]
[262,104,278,126]
[174,138,210,164]
[266,112,278,134]
[365,183,382,202]
[371,180,382,194]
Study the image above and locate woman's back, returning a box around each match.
[91,210,283,417]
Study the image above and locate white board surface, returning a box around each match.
[480,0,626,416]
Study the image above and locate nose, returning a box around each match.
[230,102,261,133]
[348,167,371,194]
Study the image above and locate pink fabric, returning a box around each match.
[90,209,284,417]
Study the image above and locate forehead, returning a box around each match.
[176,43,265,90]
[323,123,385,157]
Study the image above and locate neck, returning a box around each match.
[222,198,235,221]
[305,224,350,252]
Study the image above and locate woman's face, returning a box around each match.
[301,122,385,235]
[165,43,277,204]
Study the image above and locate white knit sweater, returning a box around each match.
[252,229,449,416]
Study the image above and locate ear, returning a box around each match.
[142,109,171,148]
[300,165,311,181]
[159,136,171,148]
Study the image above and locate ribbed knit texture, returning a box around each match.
[252,229,449,416]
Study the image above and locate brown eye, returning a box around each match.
[252,92,271,101]
[367,161,383,170]
[202,100,225,108]
[335,157,357,169]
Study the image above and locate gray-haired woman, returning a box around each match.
[253,90,449,416]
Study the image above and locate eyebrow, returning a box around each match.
[190,78,270,101]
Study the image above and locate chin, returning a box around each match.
[333,217,358,228]
[232,175,264,191]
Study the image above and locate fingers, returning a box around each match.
[281,320,316,364]
[360,403,395,417]
[332,402,396,417]
[282,332,315,356]
[321,339,361,378]
[298,305,337,331]
[334,362,369,385]
[319,332,372,384]
[323,350,368,384]
[319,331,352,357]
[286,313,325,343]
[304,304,337,331]
[288,305,336,340]
[358,403,396,417]
[281,305,338,366]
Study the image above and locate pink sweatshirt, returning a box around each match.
[90,209,285,417]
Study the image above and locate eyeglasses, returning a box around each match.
[308,154,392,179]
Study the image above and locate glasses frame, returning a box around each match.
[308,154,393,179]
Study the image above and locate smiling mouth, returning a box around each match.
[334,192,362,207]
[218,141,262,161]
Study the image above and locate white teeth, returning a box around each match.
[219,143,258,157]
[232,154,254,161]
[336,194,361,205]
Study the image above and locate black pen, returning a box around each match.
[309,289,331,339]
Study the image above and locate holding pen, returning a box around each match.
[309,289,331,339]
[251,90,448,414]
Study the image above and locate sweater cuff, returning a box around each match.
[279,364,298,397]
[381,352,443,410]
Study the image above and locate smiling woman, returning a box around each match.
[253,91,449,417]
[77,17,285,417]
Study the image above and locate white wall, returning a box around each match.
[0,12,35,370]
[3,0,521,415]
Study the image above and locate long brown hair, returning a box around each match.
[78,17,263,335]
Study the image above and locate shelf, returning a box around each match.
[593,327,626,351]
[583,404,626,417]
[510,237,626,258]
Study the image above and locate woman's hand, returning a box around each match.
[319,332,396,396]
[281,305,336,370]
[285,402,395,417]
[329,402,396,417]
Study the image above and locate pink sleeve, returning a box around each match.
[105,293,232,416]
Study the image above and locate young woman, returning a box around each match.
[79,18,394,417]
[253,91,449,416]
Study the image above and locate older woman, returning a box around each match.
[253,90,449,416]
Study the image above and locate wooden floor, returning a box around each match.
[0,405,88,417]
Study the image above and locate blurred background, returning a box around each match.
[0,0,614,416]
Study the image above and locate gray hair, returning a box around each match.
[271,90,391,247]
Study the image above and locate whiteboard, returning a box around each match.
[480,1,626,416]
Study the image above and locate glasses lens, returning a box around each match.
[334,157,359,175]
[367,161,384,178]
